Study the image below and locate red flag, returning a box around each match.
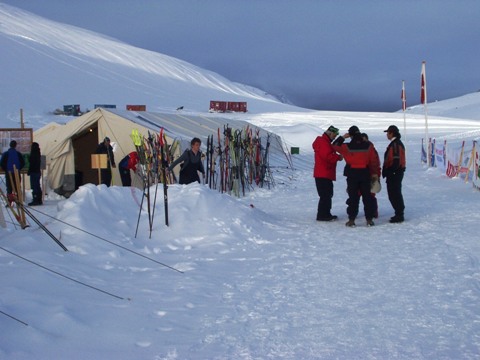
[420,61,427,104]
[401,81,407,111]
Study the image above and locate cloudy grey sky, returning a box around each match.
[4,0,480,111]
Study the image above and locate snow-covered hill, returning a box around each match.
[3,2,480,130]
[403,91,480,120]
[0,3,301,129]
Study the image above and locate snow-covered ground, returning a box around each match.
[2,110,480,359]
[1,3,480,359]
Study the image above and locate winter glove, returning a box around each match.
[371,177,381,193]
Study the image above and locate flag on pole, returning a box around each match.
[421,60,430,166]
[421,61,427,104]
[401,80,407,111]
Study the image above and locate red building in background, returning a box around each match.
[209,101,247,113]
[126,105,146,111]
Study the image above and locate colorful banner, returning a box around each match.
[472,141,480,189]
[434,140,446,172]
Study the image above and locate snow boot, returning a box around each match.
[389,215,404,223]
[28,193,43,206]
[345,219,356,227]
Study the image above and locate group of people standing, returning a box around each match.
[313,124,406,227]
[3,129,402,225]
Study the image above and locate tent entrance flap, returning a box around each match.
[73,126,99,188]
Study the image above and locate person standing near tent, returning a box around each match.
[382,125,406,223]
[312,125,343,221]
[0,140,25,198]
[118,151,139,187]
[28,142,43,206]
[333,126,379,227]
[95,137,116,187]
[167,137,205,185]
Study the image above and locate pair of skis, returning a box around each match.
[131,128,169,239]
[0,170,67,251]
[1,167,27,228]
[205,134,216,189]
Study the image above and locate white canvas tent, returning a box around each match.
[34,108,291,197]
[33,108,173,196]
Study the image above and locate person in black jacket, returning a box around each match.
[0,140,25,196]
[168,137,205,184]
[95,137,116,187]
[28,142,43,205]
[382,125,406,223]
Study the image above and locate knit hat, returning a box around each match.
[104,137,111,142]
[326,125,339,135]
[348,126,360,136]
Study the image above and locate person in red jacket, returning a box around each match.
[312,125,343,221]
[118,151,139,186]
[362,133,381,218]
[333,126,380,227]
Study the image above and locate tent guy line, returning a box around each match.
[0,246,127,301]
[26,205,184,274]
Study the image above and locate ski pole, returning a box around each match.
[20,204,68,251]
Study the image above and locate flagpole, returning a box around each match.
[401,80,407,148]
[421,61,430,166]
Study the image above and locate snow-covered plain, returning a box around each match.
[1,3,480,359]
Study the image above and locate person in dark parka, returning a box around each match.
[168,137,205,185]
[95,137,116,187]
[333,126,380,227]
[382,125,406,223]
[28,142,43,205]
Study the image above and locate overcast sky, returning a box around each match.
[4,0,480,112]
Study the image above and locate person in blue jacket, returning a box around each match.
[0,140,25,196]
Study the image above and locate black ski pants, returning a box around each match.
[386,171,405,217]
[346,172,375,220]
[100,168,112,187]
[315,177,334,219]
[119,167,132,187]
